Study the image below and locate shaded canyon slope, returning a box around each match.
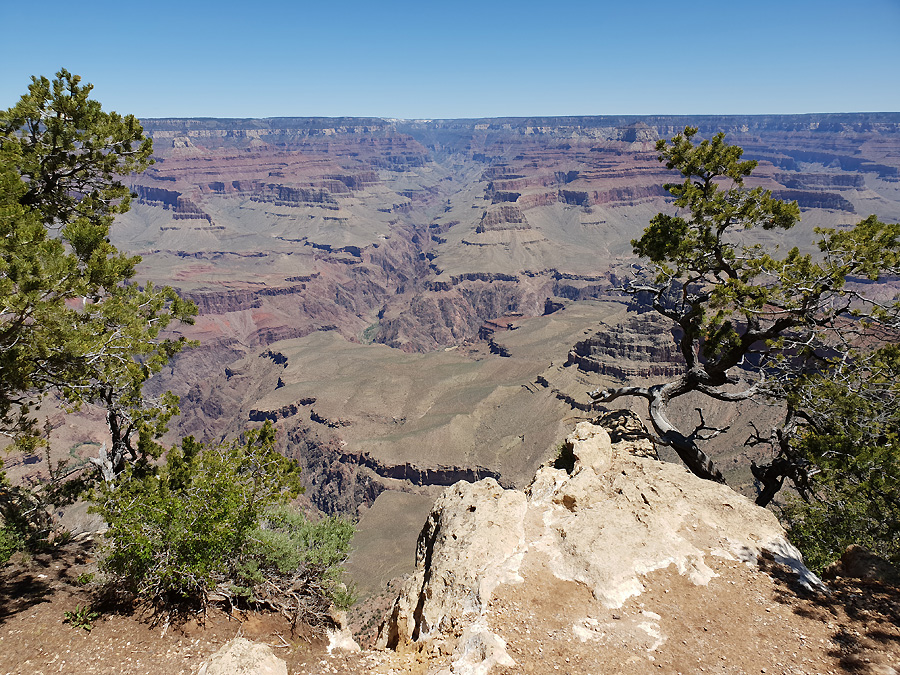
[107,114,900,590]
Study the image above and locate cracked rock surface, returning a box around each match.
[374,421,845,675]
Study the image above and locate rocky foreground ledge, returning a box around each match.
[363,419,870,675]
[8,418,889,674]
[132,418,899,675]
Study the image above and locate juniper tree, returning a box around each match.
[592,127,900,511]
[0,70,195,528]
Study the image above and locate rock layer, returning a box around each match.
[565,313,684,379]
[120,114,900,535]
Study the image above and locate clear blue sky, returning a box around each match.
[3,0,898,119]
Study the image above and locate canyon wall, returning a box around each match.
[111,114,900,530]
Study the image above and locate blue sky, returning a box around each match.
[3,0,899,119]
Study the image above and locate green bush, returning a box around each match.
[780,346,900,573]
[781,437,900,573]
[238,505,357,609]
[90,422,355,619]
[63,605,100,631]
[0,468,52,562]
[74,572,96,585]
[0,523,23,565]
[553,441,576,474]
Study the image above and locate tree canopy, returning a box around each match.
[0,72,356,618]
[0,70,196,477]
[593,128,900,522]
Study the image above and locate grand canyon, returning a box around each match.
[4,112,900,674]
[94,113,898,592]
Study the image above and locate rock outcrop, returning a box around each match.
[477,205,531,232]
[565,313,685,379]
[198,637,287,675]
[377,420,821,674]
[824,544,900,584]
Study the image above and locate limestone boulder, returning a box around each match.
[377,477,527,653]
[197,637,287,675]
[377,421,821,674]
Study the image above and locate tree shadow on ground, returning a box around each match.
[0,570,53,622]
[759,550,900,672]
[0,537,96,624]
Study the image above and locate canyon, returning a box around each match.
[46,113,900,594]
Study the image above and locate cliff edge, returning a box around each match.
[370,418,870,675]
[2,418,898,674]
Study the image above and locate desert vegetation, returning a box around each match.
[596,127,900,570]
[0,71,353,624]
[92,421,356,620]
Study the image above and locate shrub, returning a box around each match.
[237,505,357,610]
[63,605,100,631]
[90,422,355,623]
[553,441,576,474]
[0,523,23,565]
[0,475,52,562]
[74,572,96,585]
[779,346,900,573]
[781,437,900,573]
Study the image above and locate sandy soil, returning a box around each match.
[0,539,343,675]
[484,554,900,675]
[1,540,898,675]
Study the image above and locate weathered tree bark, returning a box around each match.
[87,391,136,482]
[88,443,116,482]
[751,459,787,507]
[592,381,726,484]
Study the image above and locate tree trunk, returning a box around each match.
[649,394,726,484]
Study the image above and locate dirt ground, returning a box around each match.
[0,537,356,675]
[1,539,899,675]
[484,553,900,675]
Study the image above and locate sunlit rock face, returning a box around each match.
[376,421,821,675]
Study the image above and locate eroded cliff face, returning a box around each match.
[126,113,900,374]
[375,419,823,675]
[136,117,894,334]
[565,313,684,380]
[123,114,900,526]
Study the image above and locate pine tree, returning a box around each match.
[594,128,900,515]
[0,71,196,547]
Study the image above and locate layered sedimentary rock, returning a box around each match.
[565,313,684,380]
[476,204,530,232]
[115,113,900,531]
[122,114,900,370]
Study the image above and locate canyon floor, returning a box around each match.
[1,538,898,674]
